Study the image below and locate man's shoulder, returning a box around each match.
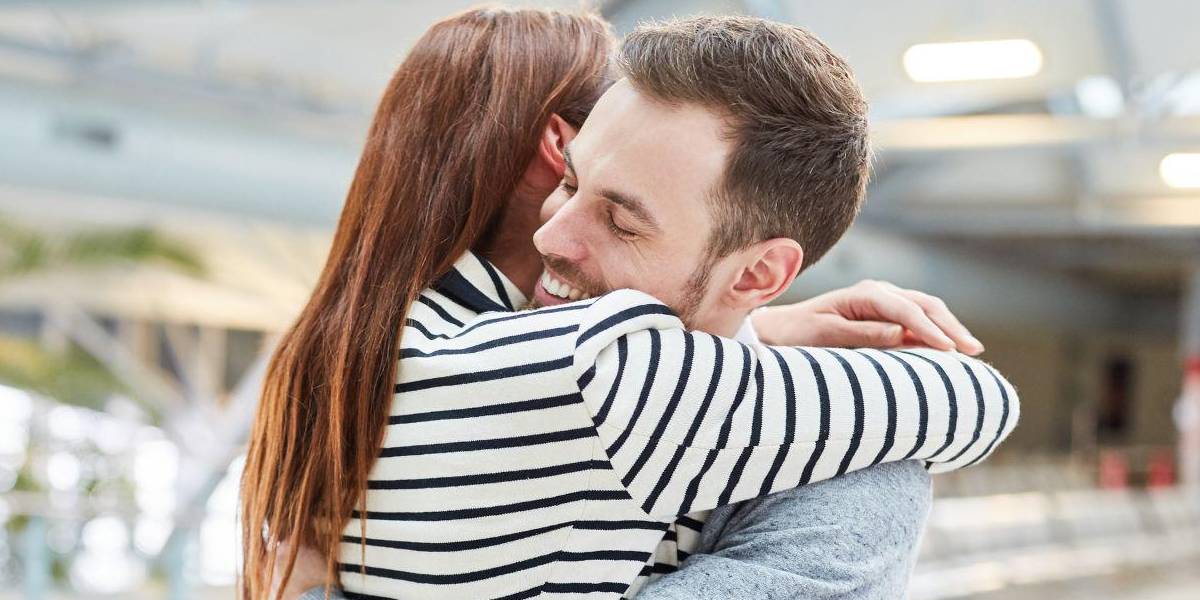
[401,289,683,366]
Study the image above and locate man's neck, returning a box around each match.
[689,308,752,340]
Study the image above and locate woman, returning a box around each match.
[240,8,616,598]
[242,6,988,599]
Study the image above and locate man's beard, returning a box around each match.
[523,256,713,330]
[674,260,712,329]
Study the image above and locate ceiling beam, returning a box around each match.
[872,114,1200,154]
[0,31,362,121]
[863,197,1200,237]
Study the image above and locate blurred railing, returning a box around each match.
[912,452,1200,599]
[0,490,217,599]
[5,456,1199,599]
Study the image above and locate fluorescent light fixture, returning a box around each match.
[903,39,1043,82]
[1161,153,1200,189]
[1075,75,1124,118]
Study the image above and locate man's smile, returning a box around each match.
[534,269,596,305]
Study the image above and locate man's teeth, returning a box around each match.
[541,271,592,301]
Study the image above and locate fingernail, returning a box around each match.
[967,336,984,353]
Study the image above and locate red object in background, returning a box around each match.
[1098,450,1129,489]
[1186,356,1200,377]
[1147,449,1176,488]
[1179,356,1200,487]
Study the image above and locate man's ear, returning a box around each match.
[726,239,804,309]
[528,113,578,188]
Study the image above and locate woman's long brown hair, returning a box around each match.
[239,7,613,598]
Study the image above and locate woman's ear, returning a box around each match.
[530,114,579,185]
[726,239,804,310]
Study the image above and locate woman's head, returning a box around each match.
[364,6,616,271]
[240,7,614,597]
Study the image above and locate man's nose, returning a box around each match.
[540,189,569,225]
[533,198,588,263]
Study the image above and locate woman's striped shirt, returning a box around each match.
[337,252,1019,599]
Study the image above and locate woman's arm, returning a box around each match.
[573,290,1018,518]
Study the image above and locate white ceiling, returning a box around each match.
[0,0,1195,313]
[0,0,585,115]
[2,0,1195,120]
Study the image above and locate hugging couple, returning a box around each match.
[241,7,1019,600]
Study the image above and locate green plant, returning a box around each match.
[0,215,202,416]
[0,217,202,279]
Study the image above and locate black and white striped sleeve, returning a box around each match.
[572,290,1019,518]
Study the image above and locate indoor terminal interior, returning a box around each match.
[0,0,1197,598]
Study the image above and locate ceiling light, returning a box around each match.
[1075,75,1124,118]
[1160,153,1200,189]
[903,39,1043,82]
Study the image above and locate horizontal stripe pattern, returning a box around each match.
[341,252,1019,599]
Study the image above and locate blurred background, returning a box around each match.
[0,0,1198,598]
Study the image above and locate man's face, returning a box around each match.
[531,79,733,329]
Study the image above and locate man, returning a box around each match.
[290,15,1017,600]
[525,17,984,598]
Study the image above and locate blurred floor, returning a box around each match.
[5,564,1200,600]
[964,559,1200,600]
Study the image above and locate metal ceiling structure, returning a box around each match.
[0,0,1195,297]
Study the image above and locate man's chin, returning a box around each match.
[521,298,545,311]
[522,294,567,311]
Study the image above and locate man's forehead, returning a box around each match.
[583,79,726,149]
[571,80,729,209]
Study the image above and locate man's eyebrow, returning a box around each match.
[563,144,658,232]
[599,187,660,232]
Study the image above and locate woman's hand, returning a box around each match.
[751,280,984,355]
[270,540,332,600]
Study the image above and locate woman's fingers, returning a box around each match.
[857,283,955,351]
[880,283,983,355]
[759,281,984,354]
[832,320,906,348]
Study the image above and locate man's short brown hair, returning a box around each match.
[619,16,871,271]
